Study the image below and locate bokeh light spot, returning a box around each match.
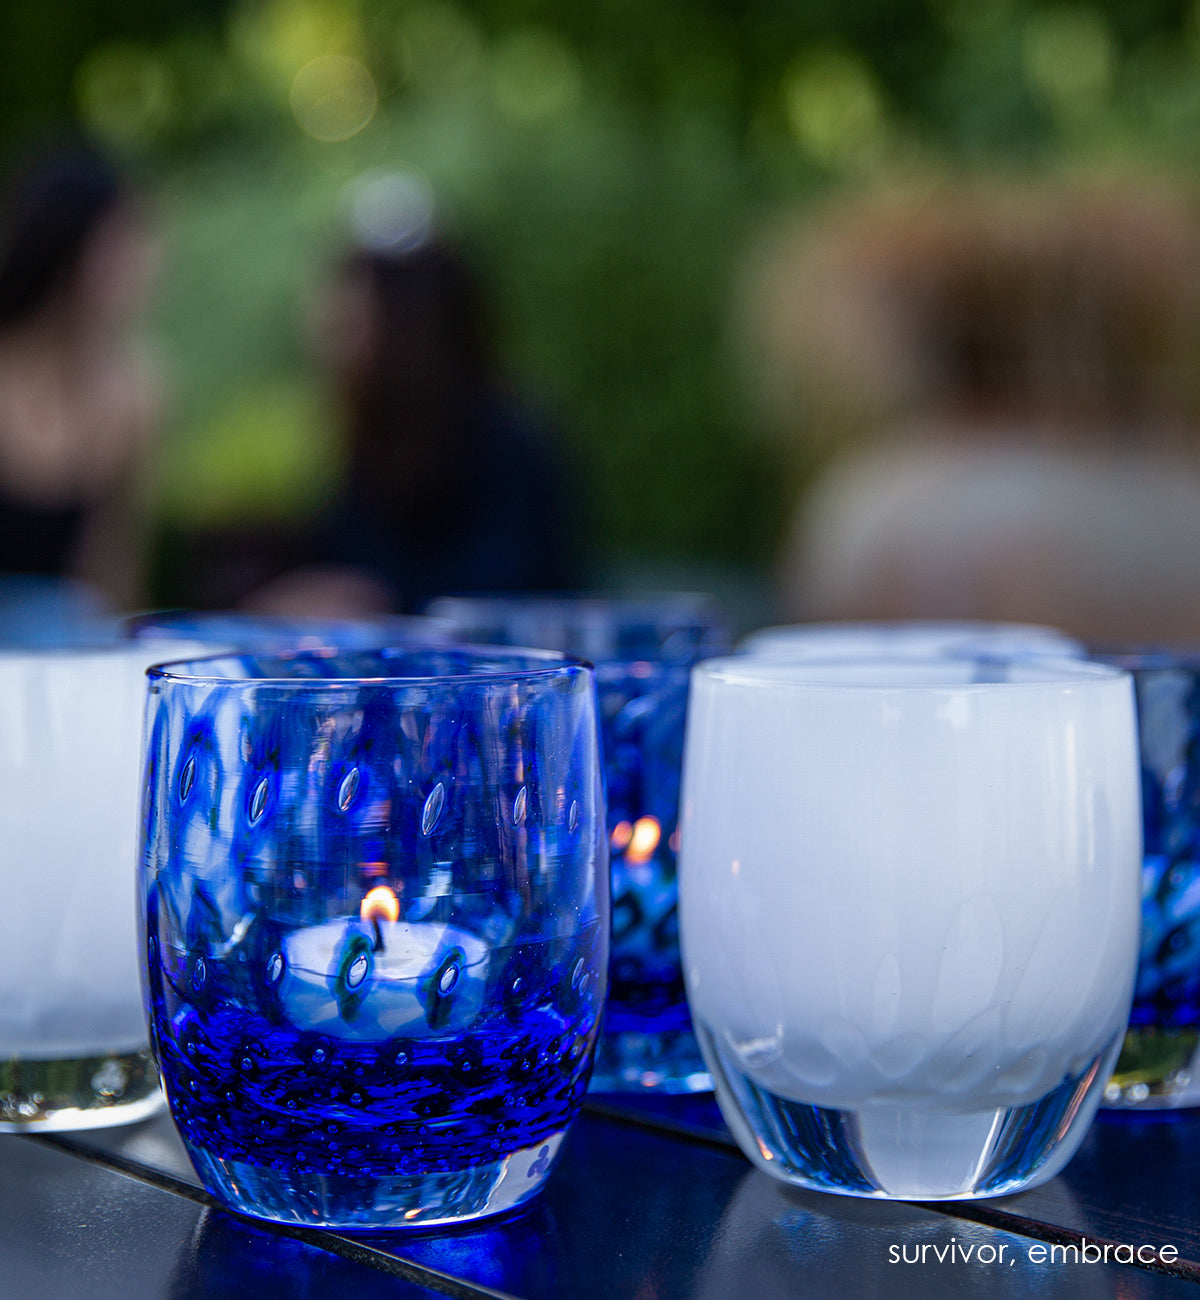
[782,47,886,168]
[343,168,435,253]
[230,0,361,86]
[75,42,174,146]
[1023,6,1114,120]
[290,54,377,142]
[400,1,483,94]
[610,820,634,853]
[493,28,582,122]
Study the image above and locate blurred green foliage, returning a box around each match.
[6,0,1200,589]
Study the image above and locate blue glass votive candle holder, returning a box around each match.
[139,646,608,1228]
[1094,649,1200,1109]
[427,595,731,1093]
[127,609,453,652]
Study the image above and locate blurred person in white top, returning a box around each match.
[737,179,1200,643]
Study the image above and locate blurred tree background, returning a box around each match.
[4,0,1200,612]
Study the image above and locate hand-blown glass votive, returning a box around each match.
[427,594,730,1093]
[738,619,1082,660]
[139,646,608,1229]
[127,609,453,651]
[0,643,202,1131]
[1093,649,1200,1109]
[680,655,1141,1199]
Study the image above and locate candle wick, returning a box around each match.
[372,917,385,952]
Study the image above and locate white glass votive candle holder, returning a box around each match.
[679,655,1140,1199]
[0,642,200,1130]
[738,619,1083,660]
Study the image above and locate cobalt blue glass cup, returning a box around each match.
[426,595,731,1093]
[1094,649,1200,1109]
[139,646,609,1228]
[126,610,453,651]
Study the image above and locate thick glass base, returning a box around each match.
[588,1028,712,1094]
[0,1049,164,1132]
[1102,1026,1200,1109]
[698,1021,1119,1199]
[183,1132,565,1229]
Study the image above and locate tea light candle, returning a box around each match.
[277,894,489,1041]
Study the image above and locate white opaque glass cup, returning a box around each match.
[0,641,204,1130]
[738,620,1083,660]
[679,655,1141,1200]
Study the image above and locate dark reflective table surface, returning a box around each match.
[6,1092,1200,1298]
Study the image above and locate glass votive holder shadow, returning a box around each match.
[680,655,1140,1198]
[1092,648,1200,1110]
[139,646,608,1229]
[426,593,731,1094]
[0,641,207,1131]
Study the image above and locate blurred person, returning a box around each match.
[739,179,1200,643]
[246,171,577,617]
[0,136,160,623]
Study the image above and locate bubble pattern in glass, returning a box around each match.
[139,646,608,1228]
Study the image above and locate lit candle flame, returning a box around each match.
[361,885,401,951]
[610,820,634,852]
[623,816,661,865]
[360,885,401,925]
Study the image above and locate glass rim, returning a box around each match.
[1088,644,1200,672]
[145,643,591,688]
[426,590,721,622]
[125,608,452,636]
[739,618,1075,648]
[693,653,1129,693]
[0,638,201,663]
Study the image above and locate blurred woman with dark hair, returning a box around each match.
[0,136,160,624]
[249,172,576,616]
